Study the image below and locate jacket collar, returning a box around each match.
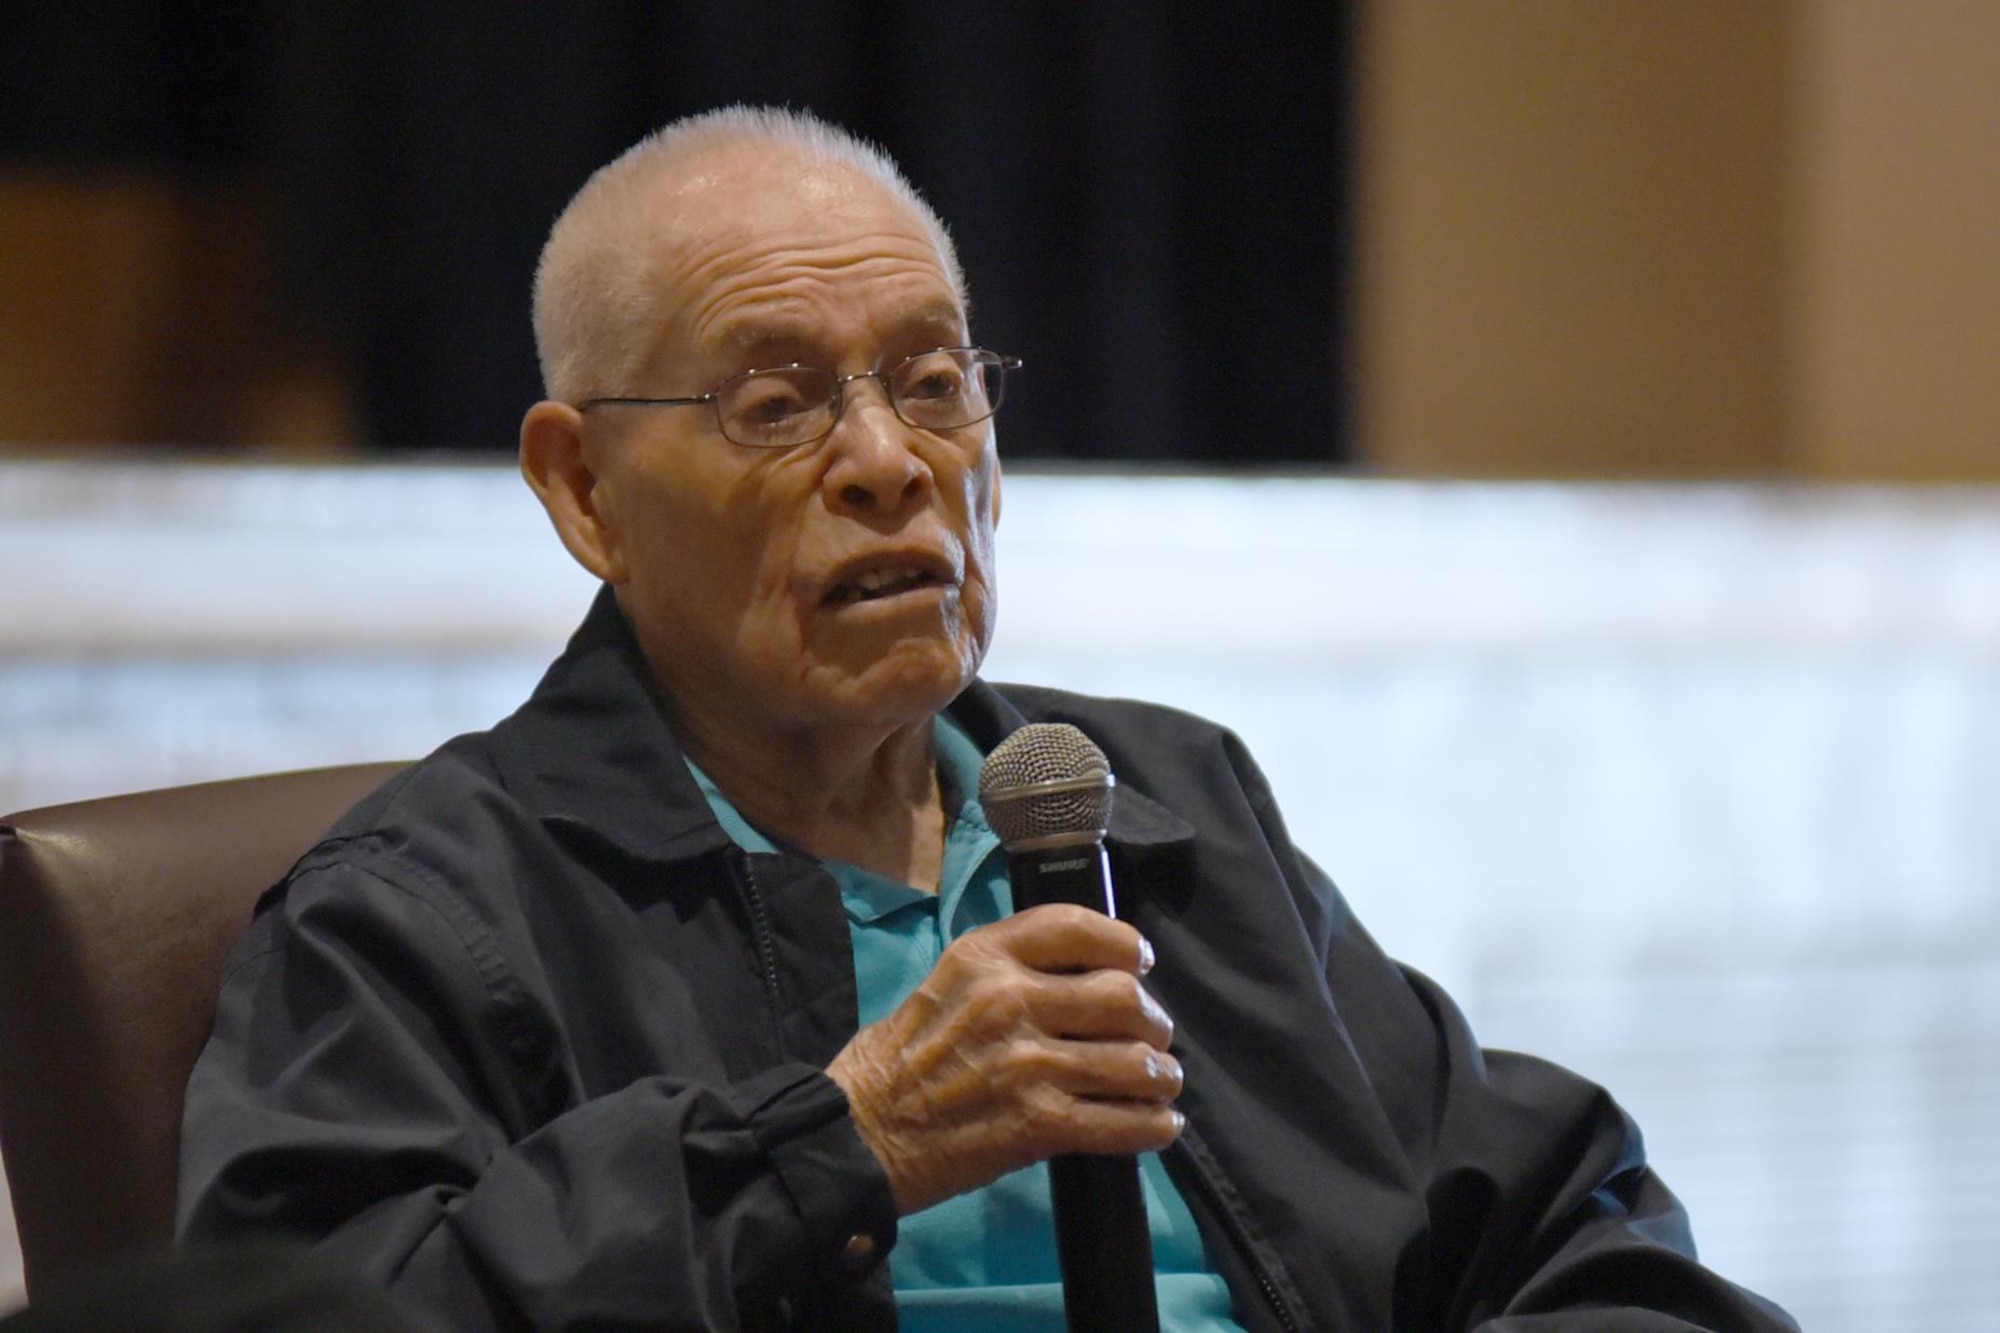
[490,586,736,866]
[492,586,1196,867]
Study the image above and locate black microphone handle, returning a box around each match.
[1009,840,1162,1333]
[1048,1154,1160,1333]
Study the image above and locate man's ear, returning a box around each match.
[520,401,627,584]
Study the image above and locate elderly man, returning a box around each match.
[178,107,1795,1332]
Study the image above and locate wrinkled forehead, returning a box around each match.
[636,145,963,346]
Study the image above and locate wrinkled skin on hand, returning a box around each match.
[825,903,1185,1216]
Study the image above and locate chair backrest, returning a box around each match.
[0,763,405,1297]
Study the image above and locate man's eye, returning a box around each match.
[734,384,813,424]
[901,358,968,401]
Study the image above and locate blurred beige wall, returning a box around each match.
[1357,1,2000,480]
[0,176,353,450]
[1793,0,2000,479]
[5,6,1996,476]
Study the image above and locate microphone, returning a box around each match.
[978,723,1161,1333]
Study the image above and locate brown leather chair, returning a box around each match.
[0,763,405,1298]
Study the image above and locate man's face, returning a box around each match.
[580,147,1000,739]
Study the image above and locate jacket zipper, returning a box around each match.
[737,856,893,1333]
[737,855,788,1053]
[1169,1134,1307,1333]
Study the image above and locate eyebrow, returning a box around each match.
[711,302,970,363]
[716,323,816,362]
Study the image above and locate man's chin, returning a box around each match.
[794,635,984,730]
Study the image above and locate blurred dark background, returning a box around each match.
[0,1,1354,463]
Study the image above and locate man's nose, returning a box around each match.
[823,378,930,516]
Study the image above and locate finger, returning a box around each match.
[1040,1095,1186,1158]
[979,903,1153,977]
[1051,1038,1185,1105]
[1019,968,1175,1048]
[986,1027,1183,1110]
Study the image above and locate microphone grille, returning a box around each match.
[977,722,1115,847]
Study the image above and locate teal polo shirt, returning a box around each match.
[687,718,1244,1332]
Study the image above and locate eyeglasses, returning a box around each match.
[578,346,1021,450]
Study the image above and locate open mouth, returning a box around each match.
[822,565,951,607]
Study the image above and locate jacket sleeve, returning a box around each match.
[176,855,897,1333]
[1224,734,1798,1332]
[1400,966,1799,1332]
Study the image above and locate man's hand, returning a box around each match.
[825,903,1184,1216]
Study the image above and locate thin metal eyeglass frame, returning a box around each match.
[575,347,1022,449]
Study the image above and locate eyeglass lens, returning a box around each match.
[717,349,1005,448]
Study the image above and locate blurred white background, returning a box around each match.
[4,457,1996,1329]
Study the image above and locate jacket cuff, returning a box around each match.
[729,1062,899,1279]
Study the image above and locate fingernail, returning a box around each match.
[1137,935,1156,975]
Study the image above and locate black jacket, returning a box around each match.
[179,590,1796,1332]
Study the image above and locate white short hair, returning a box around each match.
[532,105,966,403]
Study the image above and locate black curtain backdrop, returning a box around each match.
[6,2,1351,464]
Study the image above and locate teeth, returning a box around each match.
[853,567,922,593]
[832,565,941,604]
